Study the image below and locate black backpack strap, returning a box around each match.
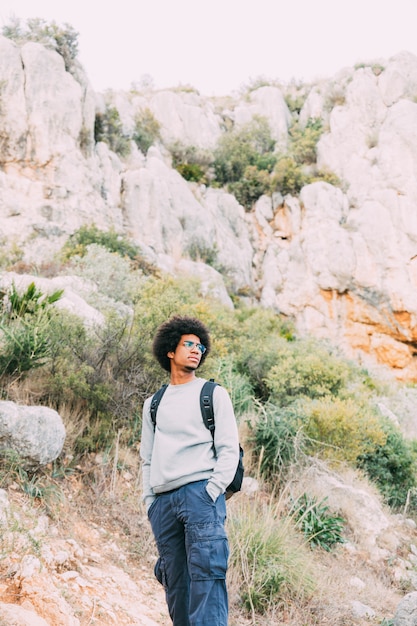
[200,379,219,438]
[150,384,168,429]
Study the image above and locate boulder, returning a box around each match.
[0,401,66,467]
[0,604,51,626]
[394,591,417,626]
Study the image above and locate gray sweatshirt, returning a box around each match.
[140,377,240,511]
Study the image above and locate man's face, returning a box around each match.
[168,334,205,371]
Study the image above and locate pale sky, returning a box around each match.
[1,0,417,96]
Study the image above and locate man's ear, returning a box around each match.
[167,351,174,359]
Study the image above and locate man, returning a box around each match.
[140,315,240,626]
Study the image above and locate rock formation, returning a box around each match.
[1,33,417,379]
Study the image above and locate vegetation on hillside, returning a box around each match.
[92,104,341,207]
[2,17,79,71]
[1,18,342,210]
[0,227,416,623]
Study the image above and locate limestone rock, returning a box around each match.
[0,401,66,467]
[232,85,292,146]
[0,272,105,327]
[394,591,417,626]
[2,33,417,379]
[0,604,51,626]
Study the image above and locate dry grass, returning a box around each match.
[0,437,409,626]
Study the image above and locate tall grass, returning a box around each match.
[227,494,316,621]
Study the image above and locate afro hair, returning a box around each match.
[152,315,211,372]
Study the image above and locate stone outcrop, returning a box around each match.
[0,401,66,467]
[394,591,417,626]
[2,33,417,378]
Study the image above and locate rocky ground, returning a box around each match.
[0,455,416,625]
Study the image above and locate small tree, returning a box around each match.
[213,116,276,208]
[289,118,324,165]
[94,106,131,157]
[213,116,276,185]
[132,108,161,154]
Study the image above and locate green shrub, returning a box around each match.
[213,116,276,186]
[2,17,79,71]
[311,169,343,187]
[0,283,63,376]
[264,339,350,405]
[94,106,131,157]
[291,493,345,551]
[358,419,417,509]
[303,396,387,464]
[176,162,206,183]
[234,310,295,400]
[229,497,315,616]
[186,241,219,267]
[229,165,271,209]
[284,91,307,115]
[0,310,54,376]
[214,357,255,417]
[0,239,24,269]
[289,118,324,165]
[5,281,63,318]
[61,225,141,263]
[271,156,310,196]
[169,141,213,184]
[251,404,305,481]
[44,311,153,451]
[65,244,143,307]
[132,108,161,154]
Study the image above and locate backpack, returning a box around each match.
[149,379,244,499]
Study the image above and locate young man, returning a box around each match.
[140,315,240,626]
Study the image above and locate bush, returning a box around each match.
[271,156,310,196]
[132,108,161,154]
[0,282,63,376]
[358,419,417,509]
[233,310,295,400]
[311,168,343,187]
[186,241,219,267]
[264,339,350,405]
[291,493,345,551]
[229,166,271,210]
[303,396,387,464]
[169,141,213,184]
[213,116,276,187]
[214,357,255,417]
[94,106,131,157]
[251,404,305,481]
[64,244,143,307]
[2,17,79,71]
[44,311,154,452]
[289,118,324,165]
[175,162,206,183]
[61,225,141,262]
[228,496,315,616]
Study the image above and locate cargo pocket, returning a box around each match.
[188,529,229,581]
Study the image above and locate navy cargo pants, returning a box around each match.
[147,479,229,626]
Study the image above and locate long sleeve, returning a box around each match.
[140,378,240,507]
[140,396,156,511]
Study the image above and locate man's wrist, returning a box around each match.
[206,481,222,502]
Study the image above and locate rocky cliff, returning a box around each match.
[2,33,417,379]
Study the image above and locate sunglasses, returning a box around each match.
[182,340,206,354]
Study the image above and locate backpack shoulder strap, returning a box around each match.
[200,379,219,438]
[150,384,168,428]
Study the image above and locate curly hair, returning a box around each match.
[152,315,211,372]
